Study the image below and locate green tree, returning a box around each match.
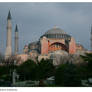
[80,53,92,78]
[0,53,4,63]
[36,59,55,86]
[77,63,88,80]
[0,57,17,82]
[55,63,81,87]
[17,59,37,81]
[0,65,15,82]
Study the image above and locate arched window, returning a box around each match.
[49,42,68,52]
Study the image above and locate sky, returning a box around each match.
[0,2,92,54]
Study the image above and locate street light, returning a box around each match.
[12,60,19,85]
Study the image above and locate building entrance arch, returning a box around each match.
[49,42,68,52]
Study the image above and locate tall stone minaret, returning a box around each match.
[14,24,19,55]
[5,11,12,59]
[91,25,92,51]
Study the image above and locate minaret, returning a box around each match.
[90,25,92,51]
[5,11,12,59]
[14,24,19,55]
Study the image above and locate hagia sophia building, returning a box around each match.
[5,11,91,65]
[27,26,76,55]
[22,26,87,64]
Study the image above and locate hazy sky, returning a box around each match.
[0,2,92,54]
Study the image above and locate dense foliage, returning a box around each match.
[55,63,81,87]
[17,59,37,81]
[0,53,92,87]
[36,59,55,80]
[17,59,55,82]
[80,53,92,78]
[0,63,16,82]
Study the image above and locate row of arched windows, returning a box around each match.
[45,34,71,40]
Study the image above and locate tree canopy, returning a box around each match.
[55,63,81,87]
[17,59,37,81]
[80,53,92,77]
[36,59,55,80]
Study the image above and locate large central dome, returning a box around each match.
[41,26,71,40]
[45,27,66,35]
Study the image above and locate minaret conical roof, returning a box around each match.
[91,24,92,34]
[7,10,11,20]
[15,24,18,32]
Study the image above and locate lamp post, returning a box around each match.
[12,60,16,85]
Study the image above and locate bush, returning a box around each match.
[36,59,55,80]
[17,59,37,81]
[55,63,81,87]
[80,53,92,78]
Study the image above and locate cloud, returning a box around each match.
[0,3,91,54]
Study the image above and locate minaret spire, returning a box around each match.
[15,24,18,32]
[15,24,19,55]
[7,10,11,20]
[91,24,92,34]
[90,24,92,51]
[5,11,12,59]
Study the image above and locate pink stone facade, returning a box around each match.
[41,36,76,55]
[41,37,48,55]
[69,37,76,54]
